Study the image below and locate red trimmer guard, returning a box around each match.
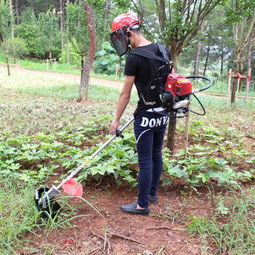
[62,178,83,197]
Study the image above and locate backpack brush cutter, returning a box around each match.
[34,118,134,219]
[161,73,213,117]
[34,74,212,219]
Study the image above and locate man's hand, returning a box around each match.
[109,119,120,135]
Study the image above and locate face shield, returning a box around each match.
[110,29,130,57]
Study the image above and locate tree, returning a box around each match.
[227,0,255,103]
[130,0,225,151]
[78,2,96,101]
[59,0,65,53]
[2,37,27,63]
[65,1,89,78]
[132,0,225,71]
[193,20,205,75]
[0,0,11,75]
[35,10,61,59]
[15,8,45,58]
[0,1,10,44]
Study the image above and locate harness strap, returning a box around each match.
[129,43,171,64]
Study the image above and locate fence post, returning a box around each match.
[184,103,190,154]
[245,68,251,103]
[228,69,232,103]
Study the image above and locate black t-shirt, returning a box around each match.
[124,43,171,114]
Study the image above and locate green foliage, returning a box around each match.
[35,11,61,58]
[0,2,11,41]
[0,114,138,188]
[77,132,138,186]
[15,22,45,58]
[65,2,88,62]
[1,37,27,61]
[93,41,123,75]
[162,121,254,187]
[226,0,255,22]
[1,115,253,190]
[15,8,61,58]
[59,39,82,66]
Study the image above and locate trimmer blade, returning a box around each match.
[34,187,61,219]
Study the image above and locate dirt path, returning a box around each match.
[2,66,254,101]
[0,65,124,90]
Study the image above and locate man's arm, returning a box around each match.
[109,75,135,134]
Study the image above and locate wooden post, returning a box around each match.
[227,69,232,103]
[245,68,251,103]
[184,104,190,153]
[5,47,11,76]
[237,74,240,92]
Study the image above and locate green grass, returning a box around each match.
[191,94,255,114]
[1,55,254,96]
[0,176,90,254]
[0,66,131,102]
[188,187,255,254]
[0,177,40,254]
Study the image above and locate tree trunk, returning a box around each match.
[193,21,205,75]
[103,0,110,36]
[9,0,14,39]
[166,114,177,152]
[14,0,19,24]
[59,0,65,53]
[5,47,11,76]
[166,43,182,150]
[80,56,84,83]
[66,39,70,64]
[245,48,252,102]
[220,42,224,75]
[203,45,210,76]
[78,3,96,102]
[170,47,179,72]
[231,50,241,104]
[66,0,70,64]
[193,41,202,75]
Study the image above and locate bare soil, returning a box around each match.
[0,65,123,90]
[20,183,215,255]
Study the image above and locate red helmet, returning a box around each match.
[111,13,141,32]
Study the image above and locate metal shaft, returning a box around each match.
[56,118,134,190]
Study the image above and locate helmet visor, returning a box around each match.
[110,30,129,57]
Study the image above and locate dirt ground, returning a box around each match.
[20,183,215,255]
[0,65,124,90]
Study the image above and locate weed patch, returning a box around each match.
[188,187,255,254]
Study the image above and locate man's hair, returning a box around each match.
[129,24,141,34]
[130,27,142,34]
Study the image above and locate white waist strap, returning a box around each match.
[146,107,165,112]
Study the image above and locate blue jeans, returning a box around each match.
[134,111,168,208]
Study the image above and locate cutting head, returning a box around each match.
[34,186,61,219]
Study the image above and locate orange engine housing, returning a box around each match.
[165,73,193,97]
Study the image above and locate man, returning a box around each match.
[109,13,171,215]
